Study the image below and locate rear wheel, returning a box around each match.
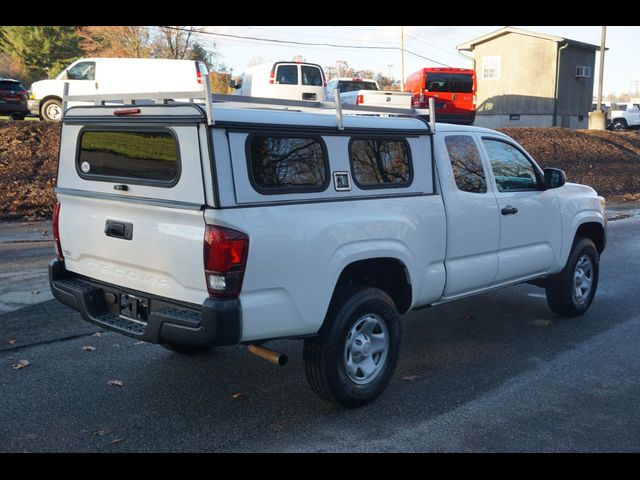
[41,98,62,122]
[162,342,211,355]
[303,285,400,408]
[610,119,628,131]
[545,237,599,317]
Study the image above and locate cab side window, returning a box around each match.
[444,135,487,193]
[67,61,95,80]
[482,139,540,192]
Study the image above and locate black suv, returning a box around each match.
[0,78,29,120]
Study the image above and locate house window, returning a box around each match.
[576,66,591,78]
[482,56,500,80]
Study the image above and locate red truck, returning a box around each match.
[405,67,476,125]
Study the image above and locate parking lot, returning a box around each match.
[1,210,639,452]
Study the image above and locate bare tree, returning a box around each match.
[156,26,198,59]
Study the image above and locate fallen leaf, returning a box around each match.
[401,375,421,381]
[92,430,109,436]
[92,332,102,337]
[106,438,124,446]
[82,346,96,352]
[460,314,474,321]
[107,380,123,387]
[232,392,244,399]
[8,339,17,345]
[11,360,30,370]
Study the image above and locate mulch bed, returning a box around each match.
[0,122,639,221]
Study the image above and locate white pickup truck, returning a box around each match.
[325,77,412,109]
[49,90,606,408]
[608,102,640,131]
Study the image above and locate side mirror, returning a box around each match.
[59,70,69,80]
[544,168,566,189]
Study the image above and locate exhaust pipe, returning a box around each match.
[248,344,288,366]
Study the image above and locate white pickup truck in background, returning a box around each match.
[608,102,640,131]
[325,77,412,109]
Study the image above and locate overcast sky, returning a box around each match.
[196,26,639,97]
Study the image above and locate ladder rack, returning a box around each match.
[62,73,437,131]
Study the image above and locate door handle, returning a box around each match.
[501,206,518,215]
[105,220,133,240]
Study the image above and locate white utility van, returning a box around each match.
[234,61,326,102]
[28,57,208,121]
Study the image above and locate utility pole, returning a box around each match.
[596,26,606,112]
[589,26,607,130]
[400,26,405,91]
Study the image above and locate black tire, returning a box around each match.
[610,119,628,131]
[40,98,62,122]
[162,342,211,355]
[303,285,401,408]
[545,237,599,317]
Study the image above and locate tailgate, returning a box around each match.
[361,91,412,109]
[56,105,211,304]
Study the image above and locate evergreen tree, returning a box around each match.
[0,26,82,80]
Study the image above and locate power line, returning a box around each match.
[162,26,451,67]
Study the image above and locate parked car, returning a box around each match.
[0,78,29,120]
[28,57,208,122]
[608,102,640,131]
[233,61,326,101]
[325,77,412,109]
[49,92,606,408]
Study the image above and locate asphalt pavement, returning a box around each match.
[1,211,639,452]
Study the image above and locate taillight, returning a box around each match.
[357,94,364,105]
[196,62,204,85]
[203,225,249,298]
[53,202,63,259]
[269,66,276,84]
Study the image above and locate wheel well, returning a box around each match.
[576,222,605,253]
[39,95,62,110]
[335,258,412,314]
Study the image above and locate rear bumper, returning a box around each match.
[0,102,28,114]
[434,112,476,125]
[49,258,241,347]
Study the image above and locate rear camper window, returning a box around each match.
[77,130,179,185]
[248,135,329,193]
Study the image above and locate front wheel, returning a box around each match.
[545,237,599,317]
[303,285,401,408]
[40,98,62,122]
